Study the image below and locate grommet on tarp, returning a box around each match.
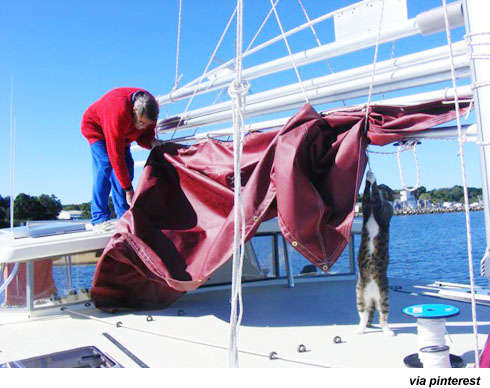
[291,241,298,247]
[269,351,278,360]
[116,321,123,328]
[333,336,342,344]
[85,302,91,307]
[297,344,307,353]
[146,315,154,322]
[177,309,185,316]
[322,265,329,271]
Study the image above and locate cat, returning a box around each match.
[356,171,395,336]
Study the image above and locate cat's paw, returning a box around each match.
[383,329,395,337]
[356,326,366,335]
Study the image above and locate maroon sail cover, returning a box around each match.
[91,100,470,309]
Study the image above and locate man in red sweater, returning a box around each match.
[81,87,162,232]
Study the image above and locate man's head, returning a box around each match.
[133,92,159,130]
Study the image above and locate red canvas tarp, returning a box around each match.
[91,100,470,310]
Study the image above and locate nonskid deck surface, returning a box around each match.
[0,277,489,368]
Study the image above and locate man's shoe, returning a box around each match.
[92,220,117,234]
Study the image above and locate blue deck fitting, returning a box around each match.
[402,304,460,319]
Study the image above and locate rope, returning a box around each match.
[169,5,238,140]
[245,0,280,54]
[269,0,309,104]
[167,0,184,106]
[417,319,451,368]
[363,0,386,137]
[362,0,385,178]
[60,308,341,368]
[9,78,15,233]
[396,140,421,192]
[381,41,396,101]
[204,0,339,88]
[296,0,335,75]
[296,0,344,106]
[228,0,248,368]
[465,32,490,93]
[174,0,183,91]
[442,0,480,368]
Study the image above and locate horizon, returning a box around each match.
[1,184,483,207]
[0,0,483,205]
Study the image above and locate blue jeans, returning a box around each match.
[90,141,134,225]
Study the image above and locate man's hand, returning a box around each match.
[151,138,165,149]
[125,189,135,206]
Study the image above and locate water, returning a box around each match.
[252,211,488,287]
[49,211,489,299]
[340,211,488,287]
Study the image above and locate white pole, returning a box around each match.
[463,0,490,246]
[9,78,15,234]
[157,2,465,106]
[180,0,386,90]
[172,42,467,122]
[161,66,470,131]
[157,18,419,105]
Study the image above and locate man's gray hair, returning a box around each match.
[133,92,159,121]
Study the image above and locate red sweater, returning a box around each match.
[81,87,157,190]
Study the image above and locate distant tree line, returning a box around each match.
[0,194,116,228]
[63,198,115,219]
[0,194,62,227]
[0,186,482,229]
[393,186,482,204]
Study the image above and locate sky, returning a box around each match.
[0,0,483,205]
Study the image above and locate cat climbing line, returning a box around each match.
[356,170,395,336]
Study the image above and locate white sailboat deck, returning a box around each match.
[1,276,489,368]
[2,0,490,373]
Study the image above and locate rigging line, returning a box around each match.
[174,0,414,101]
[363,0,386,136]
[296,0,345,107]
[228,0,247,368]
[396,140,420,192]
[381,40,396,101]
[184,1,341,90]
[245,0,279,54]
[442,0,480,368]
[170,5,238,140]
[269,0,309,104]
[296,0,334,75]
[9,77,14,233]
[60,308,341,368]
[173,0,183,90]
[191,87,229,138]
[363,0,385,175]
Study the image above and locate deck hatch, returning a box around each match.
[0,346,122,368]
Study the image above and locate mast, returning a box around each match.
[463,0,490,245]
